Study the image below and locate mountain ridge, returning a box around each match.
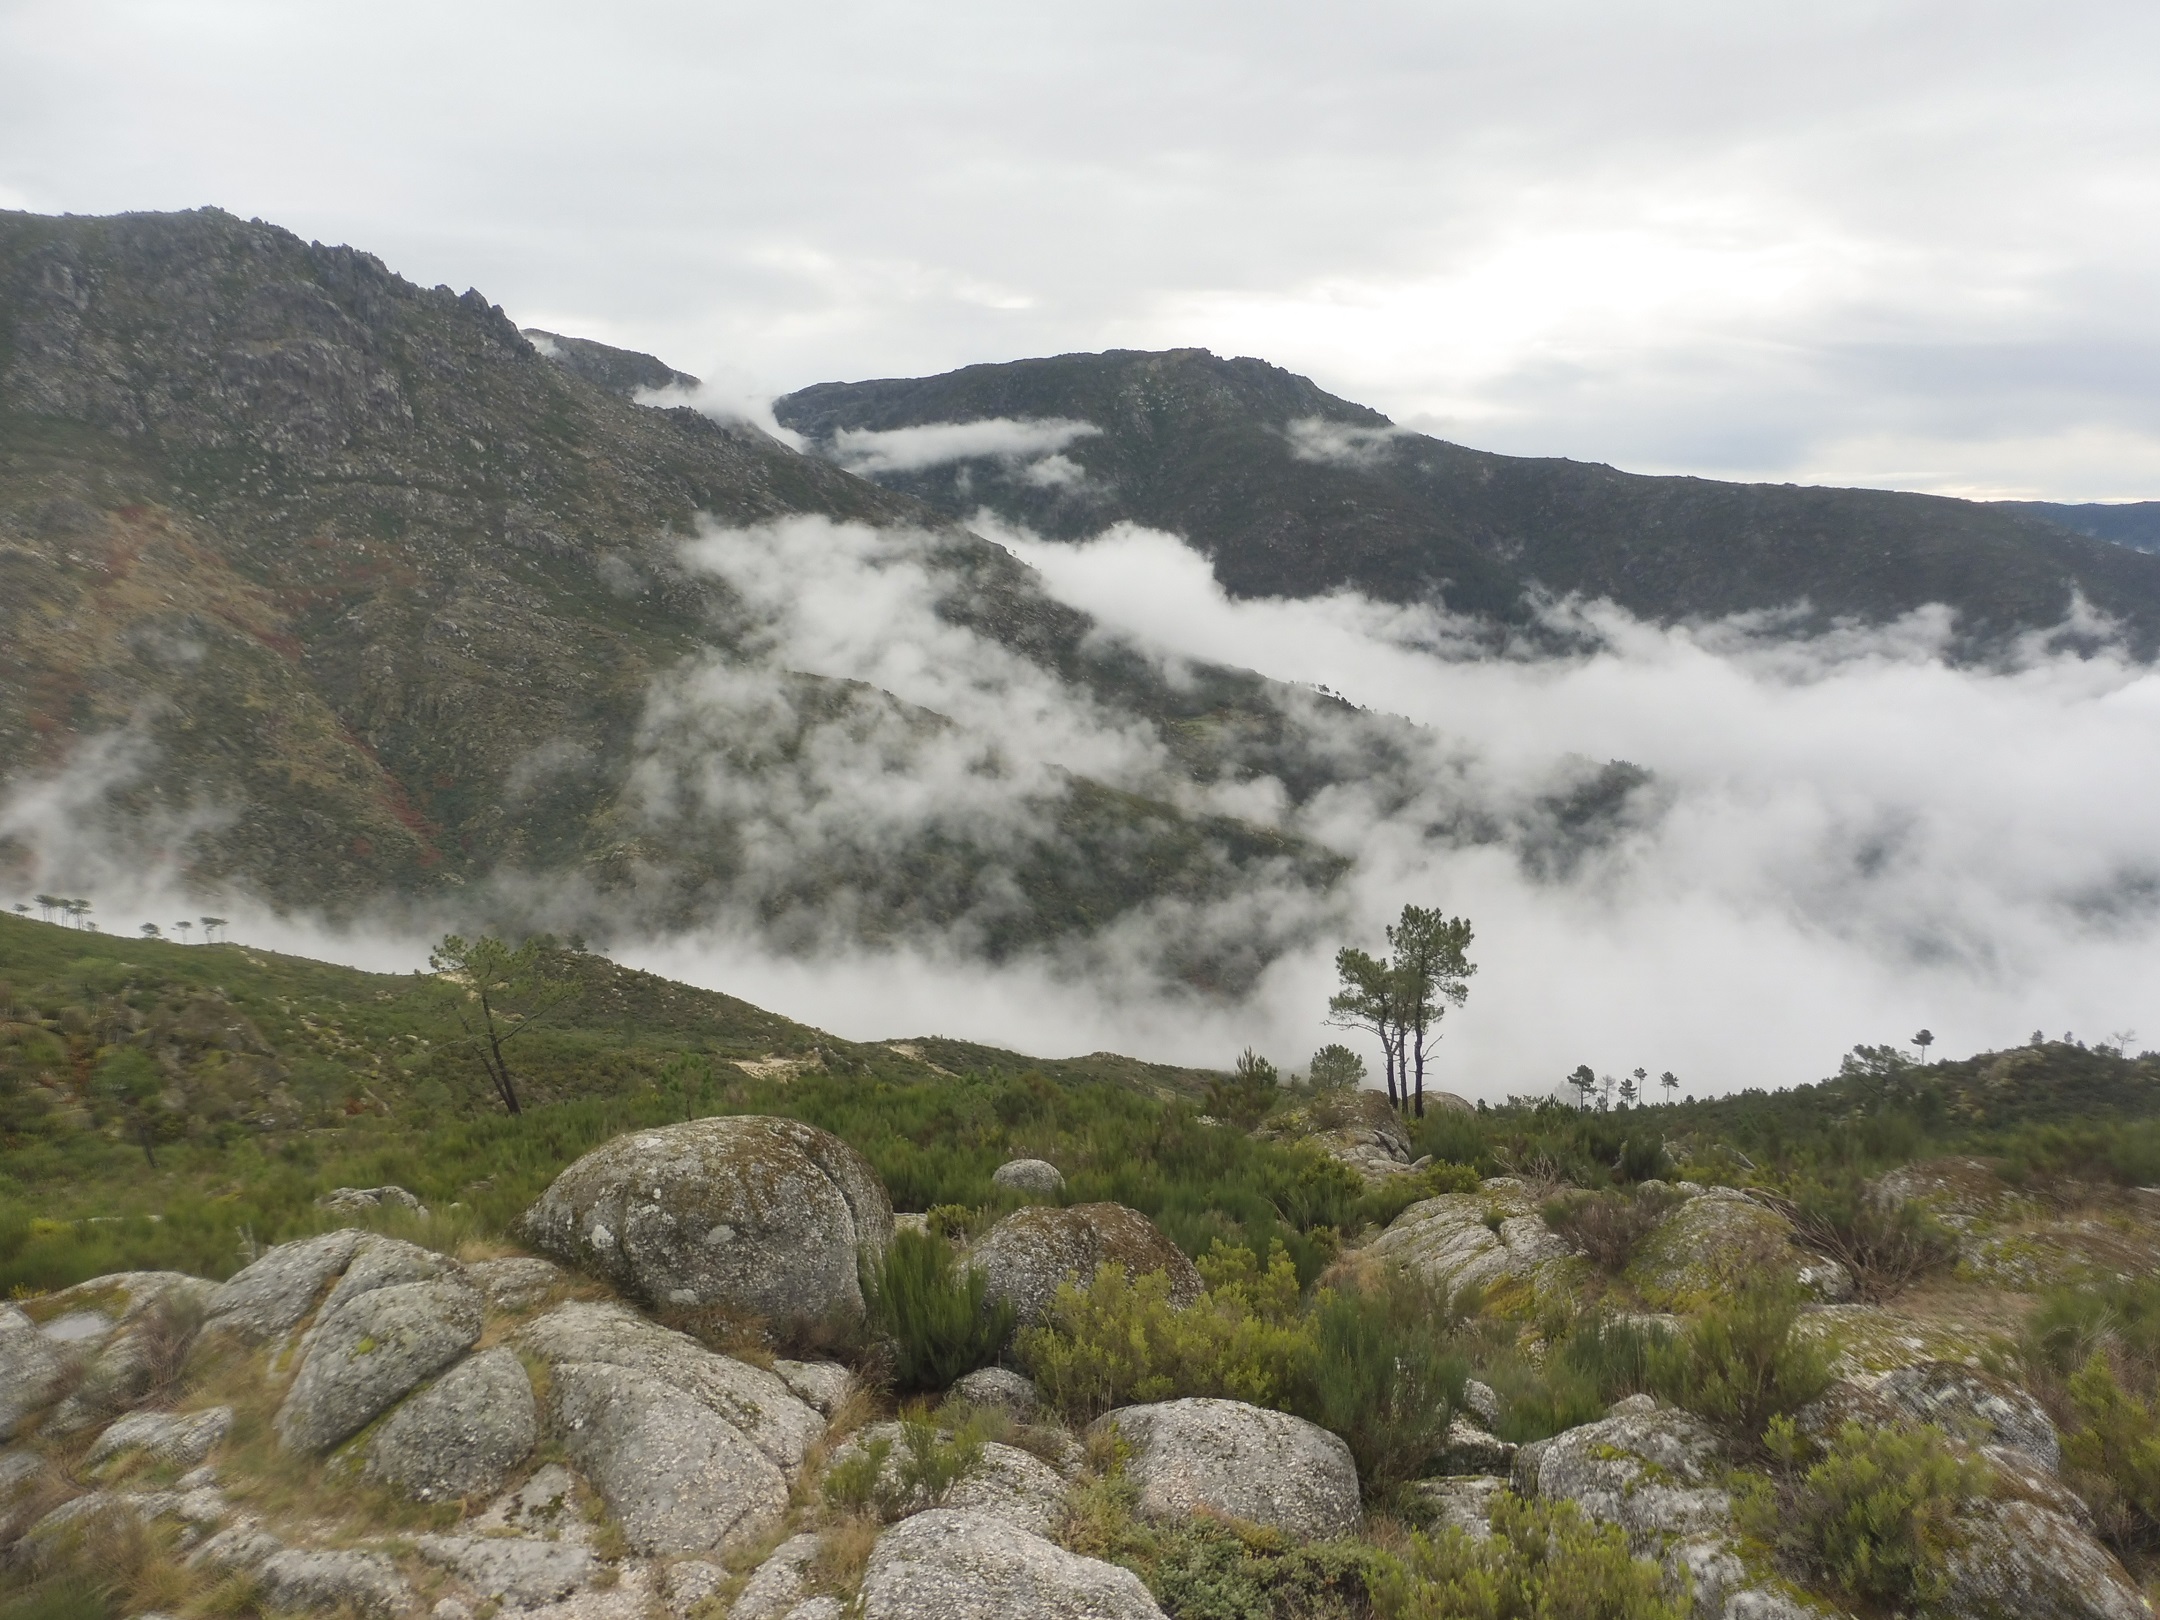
[777,347,2160,654]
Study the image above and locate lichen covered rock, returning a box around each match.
[549,1359,787,1555]
[366,1345,537,1500]
[1624,1189,1836,1310]
[970,1204,1201,1328]
[1089,1397,1360,1538]
[274,1277,484,1453]
[858,1508,1165,1620]
[203,1230,366,1345]
[991,1159,1065,1197]
[1946,1497,2150,1620]
[1363,1178,1575,1311]
[520,1116,893,1325]
[520,1300,822,1466]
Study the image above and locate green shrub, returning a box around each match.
[1750,1417,1991,1607]
[1294,1272,1468,1497]
[2061,1353,2160,1545]
[1062,1464,1395,1618]
[1653,1284,1832,1443]
[1261,1145,1364,1234]
[1480,1311,1674,1443]
[865,1229,1013,1393]
[1376,1491,1690,1620]
[1019,1244,1311,1420]
[819,1413,988,1520]
[1205,1049,1282,1131]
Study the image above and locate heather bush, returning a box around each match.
[1293,1270,1468,1496]
[1020,1242,1311,1420]
[865,1228,1012,1393]
[1748,1416,1992,1608]
[1375,1491,1689,1620]
[1540,1186,1683,1272]
[1654,1283,1832,1443]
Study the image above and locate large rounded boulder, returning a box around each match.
[1089,1398,1361,1538]
[968,1203,1201,1328]
[519,1116,894,1324]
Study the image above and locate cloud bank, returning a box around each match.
[825,418,1101,477]
[7,511,2156,1102]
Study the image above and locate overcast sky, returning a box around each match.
[4,2,2157,496]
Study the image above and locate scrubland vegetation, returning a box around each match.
[9,906,2160,1618]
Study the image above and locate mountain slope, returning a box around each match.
[0,211,1364,968]
[0,210,1649,990]
[776,348,2160,653]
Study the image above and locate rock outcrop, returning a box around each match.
[1516,1398,1816,1620]
[274,1276,484,1453]
[519,1300,822,1555]
[203,1229,366,1345]
[520,1116,893,1325]
[969,1204,1201,1328]
[1364,1178,1576,1310]
[1624,1188,1848,1309]
[1090,1397,1360,1538]
[365,1346,538,1500]
[857,1508,1166,1620]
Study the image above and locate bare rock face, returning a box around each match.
[274,1277,483,1454]
[858,1508,1166,1620]
[203,1230,366,1344]
[1364,1178,1575,1309]
[520,1300,823,1466]
[1874,1361,2060,1470]
[773,1358,857,1416]
[1089,1397,1360,1539]
[87,1406,233,1469]
[366,1346,537,1500]
[520,1117,893,1325]
[518,1300,824,1557]
[464,1256,565,1313]
[991,1159,1066,1198]
[728,1532,824,1620]
[954,1367,1041,1421]
[411,1532,596,1605]
[0,1306,76,1438]
[1946,1498,2151,1620]
[257,1548,412,1618]
[310,1235,457,1324]
[549,1360,787,1556]
[969,1204,1201,1329]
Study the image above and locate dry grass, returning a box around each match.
[806,1511,880,1599]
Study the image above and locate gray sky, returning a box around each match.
[5,0,2158,499]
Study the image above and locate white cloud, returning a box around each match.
[826,418,1100,476]
[1284,418,1414,469]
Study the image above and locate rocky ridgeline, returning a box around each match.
[0,1118,2150,1620]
